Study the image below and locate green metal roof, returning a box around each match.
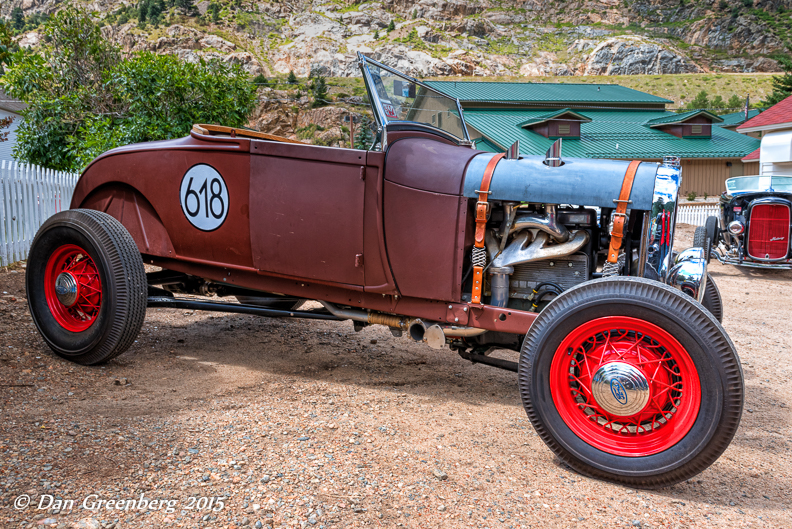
[463,108,760,159]
[645,109,723,127]
[517,109,592,128]
[717,109,761,127]
[425,80,673,105]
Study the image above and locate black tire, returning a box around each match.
[26,209,147,365]
[700,274,723,323]
[693,216,719,264]
[693,225,707,248]
[519,277,743,489]
[235,295,306,311]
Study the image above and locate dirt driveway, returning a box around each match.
[1,225,791,528]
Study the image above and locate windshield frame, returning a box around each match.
[357,52,471,143]
[726,175,792,194]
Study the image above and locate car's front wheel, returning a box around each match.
[26,209,147,365]
[693,216,719,264]
[518,277,743,488]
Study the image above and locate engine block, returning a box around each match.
[509,253,590,299]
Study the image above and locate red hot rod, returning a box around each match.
[26,54,743,488]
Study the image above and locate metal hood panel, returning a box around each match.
[463,153,659,210]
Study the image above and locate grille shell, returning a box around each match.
[747,202,791,261]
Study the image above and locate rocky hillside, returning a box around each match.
[3,0,791,81]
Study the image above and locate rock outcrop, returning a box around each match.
[583,37,701,76]
[4,0,786,78]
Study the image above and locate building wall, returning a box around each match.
[742,161,760,176]
[679,158,748,197]
[0,110,21,163]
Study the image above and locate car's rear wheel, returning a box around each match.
[26,209,147,365]
[519,277,743,488]
[700,274,723,323]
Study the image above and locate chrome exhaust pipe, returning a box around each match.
[511,204,569,242]
[492,230,589,269]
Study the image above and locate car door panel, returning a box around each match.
[249,141,366,285]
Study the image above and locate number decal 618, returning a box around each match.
[179,164,229,231]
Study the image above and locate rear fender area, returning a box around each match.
[76,183,175,258]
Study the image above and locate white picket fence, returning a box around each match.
[1,160,80,266]
[676,203,719,226]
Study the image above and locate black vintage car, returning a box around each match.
[698,175,792,270]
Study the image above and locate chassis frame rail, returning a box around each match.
[146,296,345,321]
[457,350,518,372]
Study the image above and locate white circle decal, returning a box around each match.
[180,164,229,231]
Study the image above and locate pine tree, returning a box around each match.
[354,117,374,150]
[208,2,221,22]
[764,56,792,106]
[174,0,197,15]
[727,94,744,110]
[373,29,379,39]
[287,70,298,84]
[685,90,709,110]
[139,0,149,23]
[311,75,328,108]
[710,94,725,110]
[11,7,25,30]
[387,20,395,32]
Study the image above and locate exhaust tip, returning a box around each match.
[408,320,426,342]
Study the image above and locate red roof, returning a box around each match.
[737,94,792,131]
[741,147,760,162]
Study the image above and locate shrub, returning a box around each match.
[3,5,255,171]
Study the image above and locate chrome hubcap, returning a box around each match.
[591,362,650,416]
[54,272,79,307]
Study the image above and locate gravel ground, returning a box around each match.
[1,224,791,529]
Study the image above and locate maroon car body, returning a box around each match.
[69,126,532,333]
[25,55,744,489]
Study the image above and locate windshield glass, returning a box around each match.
[726,175,792,194]
[358,54,469,142]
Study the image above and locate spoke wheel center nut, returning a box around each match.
[591,362,650,416]
[54,272,79,307]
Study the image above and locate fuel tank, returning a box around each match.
[463,153,659,210]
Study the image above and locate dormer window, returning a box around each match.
[519,109,591,140]
[645,110,723,139]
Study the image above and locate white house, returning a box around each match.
[0,88,25,162]
[738,94,792,176]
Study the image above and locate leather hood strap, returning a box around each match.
[607,160,642,264]
[471,153,505,304]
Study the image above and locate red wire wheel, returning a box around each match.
[43,244,103,332]
[550,316,701,457]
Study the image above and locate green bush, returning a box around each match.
[2,5,255,171]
